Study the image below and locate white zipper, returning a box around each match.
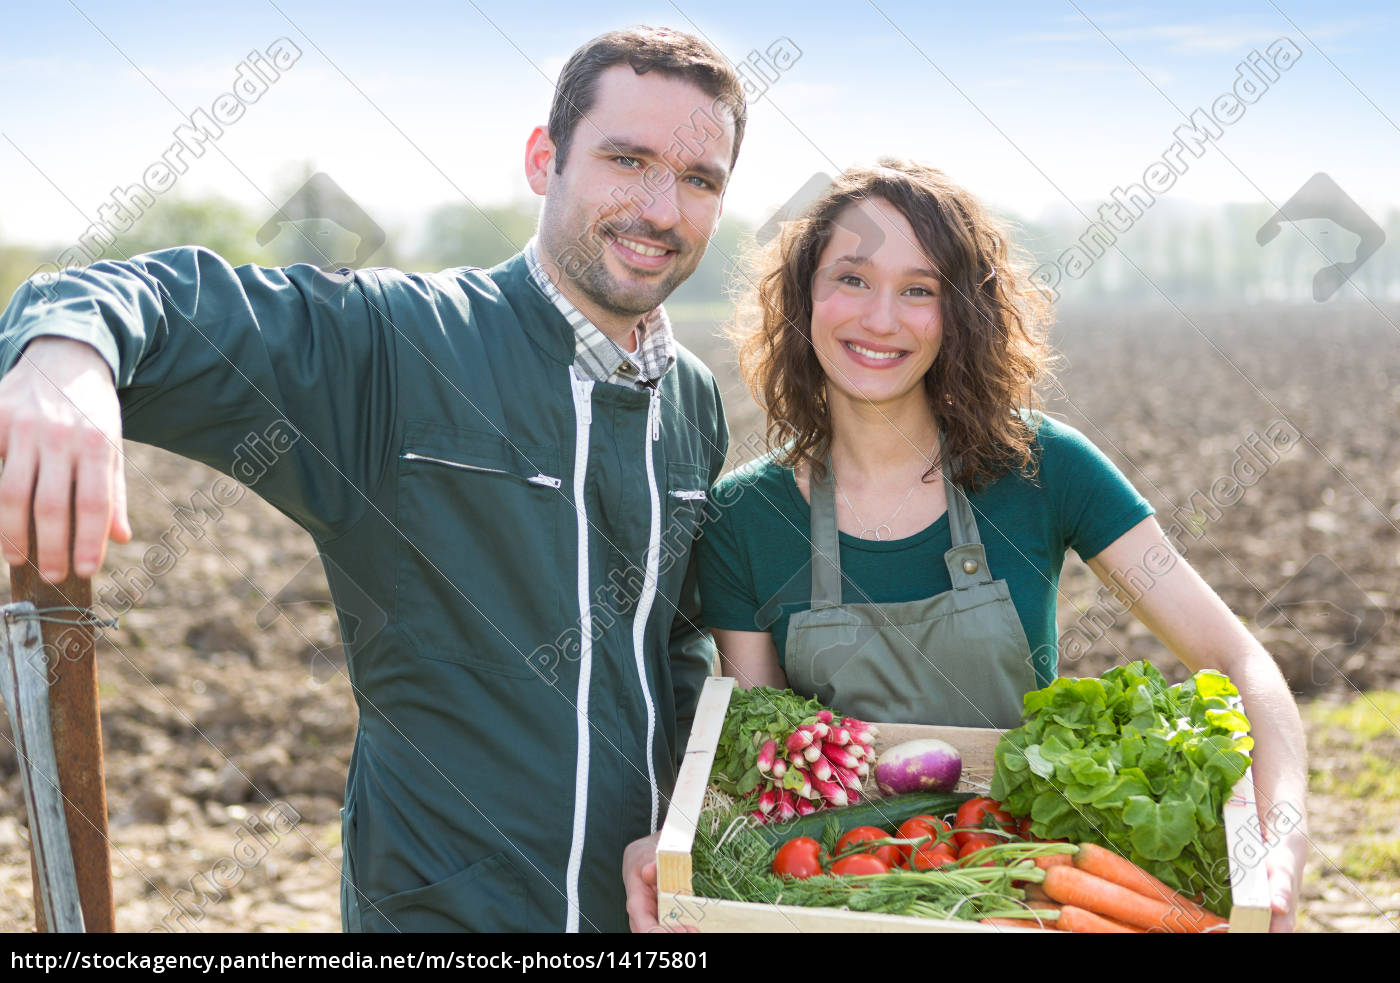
[564,367,595,934]
[632,385,662,833]
[399,451,563,488]
[668,489,708,501]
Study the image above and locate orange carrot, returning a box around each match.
[1057,904,1144,933]
[1044,865,1196,932]
[979,917,1060,931]
[1034,853,1073,871]
[1071,844,1229,933]
[1023,883,1053,902]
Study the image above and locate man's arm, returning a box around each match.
[0,247,398,576]
[667,379,729,763]
[667,553,716,765]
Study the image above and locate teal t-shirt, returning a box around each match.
[695,413,1155,687]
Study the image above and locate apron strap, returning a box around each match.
[808,458,844,610]
[809,443,996,600]
[942,447,995,588]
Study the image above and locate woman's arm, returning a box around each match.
[1085,516,1309,932]
[713,627,789,690]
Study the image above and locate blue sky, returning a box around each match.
[1,0,1396,246]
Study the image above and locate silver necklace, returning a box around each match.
[834,465,928,541]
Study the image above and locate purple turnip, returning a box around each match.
[873,738,962,796]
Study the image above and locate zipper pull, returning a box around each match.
[649,386,661,442]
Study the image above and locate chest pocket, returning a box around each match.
[658,462,711,585]
[395,421,566,678]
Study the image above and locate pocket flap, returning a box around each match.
[362,851,526,932]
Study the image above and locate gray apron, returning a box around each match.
[785,453,1038,727]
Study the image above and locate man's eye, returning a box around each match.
[685,175,714,190]
[614,156,642,168]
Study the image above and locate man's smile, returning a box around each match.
[604,230,678,271]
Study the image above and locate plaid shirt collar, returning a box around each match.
[523,237,676,389]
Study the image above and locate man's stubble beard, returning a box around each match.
[539,193,704,319]
[572,242,693,319]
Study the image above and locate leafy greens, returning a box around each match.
[989,661,1253,913]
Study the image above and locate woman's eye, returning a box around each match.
[906,285,936,297]
[838,274,865,287]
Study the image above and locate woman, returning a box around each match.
[695,159,1307,930]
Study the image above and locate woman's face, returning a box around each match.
[808,197,944,414]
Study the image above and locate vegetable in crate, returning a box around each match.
[989,661,1252,914]
[874,738,962,795]
[710,686,878,821]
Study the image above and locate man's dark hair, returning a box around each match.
[548,26,747,178]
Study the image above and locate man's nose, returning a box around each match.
[636,169,681,230]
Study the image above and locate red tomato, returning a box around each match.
[957,839,999,867]
[772,837,824,879]
[953,797,1015,848]
[894,818,936,860]
[907,813,951,833]
[830,854,891,876]
[910,845,958,870]
[835,826,902,870]
[1017,815,1036,841]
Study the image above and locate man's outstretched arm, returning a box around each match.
[0,247,399,579]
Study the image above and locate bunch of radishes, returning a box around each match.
[750,711,879,824]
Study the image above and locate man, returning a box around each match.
[0,26,742,932]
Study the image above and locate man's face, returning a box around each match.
[532,64,734,319]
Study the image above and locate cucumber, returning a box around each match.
[753,790,973,848]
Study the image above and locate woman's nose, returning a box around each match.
[859,289,901,335]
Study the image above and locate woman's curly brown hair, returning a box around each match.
[730,158,1056,492]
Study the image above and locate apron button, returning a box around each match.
[962,559,979,574]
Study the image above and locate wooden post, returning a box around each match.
[10,513,114,932]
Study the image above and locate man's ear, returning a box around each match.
[525,126,555,196]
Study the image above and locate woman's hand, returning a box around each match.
[1266,826,1309,932]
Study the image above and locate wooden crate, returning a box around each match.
[657,676,1272,933]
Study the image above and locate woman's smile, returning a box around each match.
[841,339,911,365]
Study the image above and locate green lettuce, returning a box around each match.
[990,661,1252,914]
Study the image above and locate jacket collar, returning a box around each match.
[487,251,575,365]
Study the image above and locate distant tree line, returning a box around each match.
[2,174,1396,312]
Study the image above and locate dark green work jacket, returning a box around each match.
[0,247,729,932]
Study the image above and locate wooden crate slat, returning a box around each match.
[658,891,1058,933]
[1223,766,1272,933]
[657,676,735,896]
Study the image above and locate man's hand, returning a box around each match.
[0,337,131,581]
[624,829,700,933]
[622,831,664,932]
